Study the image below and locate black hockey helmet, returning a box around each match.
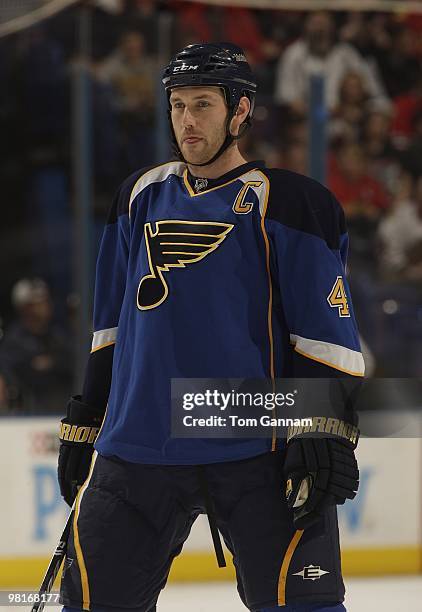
[162,42,257,166]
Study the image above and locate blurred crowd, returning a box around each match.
[0,279,73,412]
[0,2,421,412]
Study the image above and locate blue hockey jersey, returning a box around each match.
[92,160,364,464]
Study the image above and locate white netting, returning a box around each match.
[0,0,78,38]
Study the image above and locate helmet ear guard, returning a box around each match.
[162,42,257,166]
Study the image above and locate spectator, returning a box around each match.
[257,9,304,51]
[376,24,421,99]
[329,141,390,219]
[339,11,392,96]
[18,26,68,153]
[400,109,422,181]
[0,279,73,413]
[120,1,159,54]
[284,118,308,145]
[329,141,389,270]
[361,109,401,194]
[391,75,422,149]
[254,10,301,96]
[377,174,422,282]
[275,11,388,115]
[329,71,370,143]
[89,1,126,60]
[282,141,308,175]
[170,3,266,65]
[96,30,157,171]
[15,26,71,304]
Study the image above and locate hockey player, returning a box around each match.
[58,43,364,612]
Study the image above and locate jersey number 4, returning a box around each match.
[327,276,350,317]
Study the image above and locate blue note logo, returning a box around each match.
[138,220,233,310]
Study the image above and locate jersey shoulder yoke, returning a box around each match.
[263,168,346,249]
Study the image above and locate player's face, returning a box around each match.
[169,87,228,165]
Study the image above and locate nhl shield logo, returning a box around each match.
[193,178,208,193]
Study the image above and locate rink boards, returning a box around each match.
[0,417,421,587]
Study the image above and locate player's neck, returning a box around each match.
[187,146,247,180]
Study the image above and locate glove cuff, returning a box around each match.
[287,416,359,449]
[66,395,105,423]
[59,396,105,445]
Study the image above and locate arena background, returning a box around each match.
[0,1,421,609]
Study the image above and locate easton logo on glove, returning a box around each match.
[59,423,100,444]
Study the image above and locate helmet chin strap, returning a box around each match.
[170,107,249,169]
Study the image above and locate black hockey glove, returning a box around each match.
[58,395,104,506]
[283,418,359,530]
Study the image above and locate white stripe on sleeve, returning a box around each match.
[290,334,365,376]
[91,327,118,352]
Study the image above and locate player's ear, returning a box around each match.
[230,96,250,136]
[237,96,250,119]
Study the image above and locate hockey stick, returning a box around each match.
[30,508,73,612]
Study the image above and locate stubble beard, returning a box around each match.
[182,139,209,165]
[179,125,226,166]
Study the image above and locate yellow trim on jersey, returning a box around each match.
[73,452,98,611]
[160,241,212,247]
[90,340,115,354]
[183,170,196,197]
[258,172,274,380]
[294,346,365,377]
[256,171,277,451]
[182,167,261,198]
[277,529,304,606]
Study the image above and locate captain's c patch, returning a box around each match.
[137,220,233,310]
[232,180,262,214]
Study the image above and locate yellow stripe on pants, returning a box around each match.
[72,451,98,611]
[278,529,304,606]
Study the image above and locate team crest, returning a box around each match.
[137,220,233,310]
